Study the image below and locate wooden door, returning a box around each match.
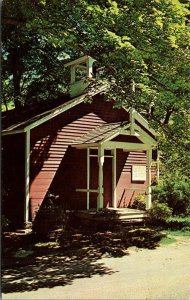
[89,156,112,209]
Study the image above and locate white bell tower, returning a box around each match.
[64,55,96,98]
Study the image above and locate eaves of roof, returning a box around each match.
[2,84,158,140]
[2,85,106,136]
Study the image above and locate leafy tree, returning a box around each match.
[2,0,190,174]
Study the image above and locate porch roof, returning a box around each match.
[71,115,158,150]
[71,121,130,146]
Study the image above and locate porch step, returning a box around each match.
[107,208,146,220]
[118,213,146,220]
[76,208,147,224]
[16,228,32,234]
[119,218,145,224]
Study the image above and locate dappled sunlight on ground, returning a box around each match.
[2,225,163,294]
[2,249,114,293]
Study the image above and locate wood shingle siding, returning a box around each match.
[116,151,148,207]
[29,97,129,217]
[2,91,158,227]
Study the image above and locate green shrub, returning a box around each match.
[164,216,190,231]
[32,192,67,238]
[147,201,172,225]
[131,194,146,210]
[152,173,190,216]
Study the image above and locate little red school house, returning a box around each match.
[2,56,158,229]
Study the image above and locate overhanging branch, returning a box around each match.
[148,75,174,93]
[2,17,26,26]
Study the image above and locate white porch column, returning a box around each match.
[98,146,104,210]
[87,57,94,78]
[87,148,90,210]
[112,148,117,208]
[146,149,152,210]
[24,130,30,223]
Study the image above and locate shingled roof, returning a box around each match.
[2,85,106,135]
[72,122,129,145]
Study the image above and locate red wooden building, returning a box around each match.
[2,56,158,229]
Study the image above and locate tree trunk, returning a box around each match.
[162,108,174,125]
[2,97,8,111]
[11,48,23,109]
[13,74,22,109]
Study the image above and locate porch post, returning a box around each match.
[87,148,90,210]
[98,146,104,210]
[24,130,30,224]
[112,148,117,208]
[87,57,94,78]
[146,149,152,210]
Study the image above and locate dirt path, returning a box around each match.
[2,235,190,300]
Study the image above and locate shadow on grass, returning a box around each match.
[2,224,162,294]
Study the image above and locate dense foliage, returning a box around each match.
[146,201,172,224]
[152,172,190,216]
[2,0,190,174]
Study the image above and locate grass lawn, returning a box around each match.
[159,229,190,245]
[157,215,190,245]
